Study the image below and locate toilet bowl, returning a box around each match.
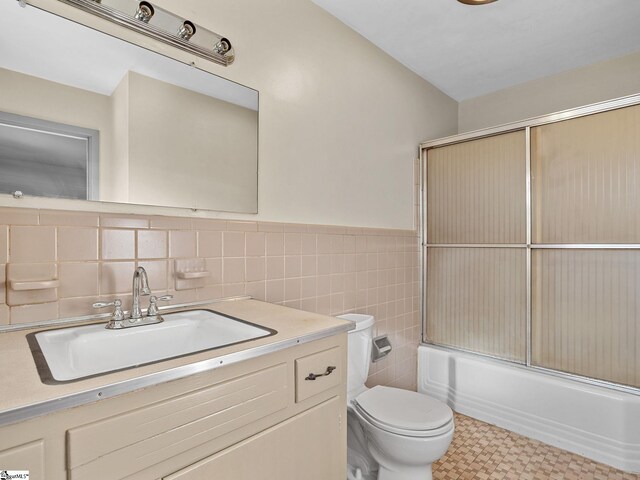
[339,314,454,480]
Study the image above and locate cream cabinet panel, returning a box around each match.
[164,396,345,480]
[0,440,45,478]
[67,364,288,479]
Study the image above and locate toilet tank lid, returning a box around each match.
[337,313,375,331]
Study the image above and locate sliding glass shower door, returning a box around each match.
[423,102,640,390]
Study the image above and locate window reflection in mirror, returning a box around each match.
[0,1,258,213]
[0,112,99,201]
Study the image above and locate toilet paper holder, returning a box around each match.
[372,335,392,362]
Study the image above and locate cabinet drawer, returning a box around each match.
[163,397,343,480]
[295,346,342,402]
[67,363,288,480]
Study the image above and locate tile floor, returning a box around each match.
[433,413,639,480]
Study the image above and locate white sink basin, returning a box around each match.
[30,309,276,382]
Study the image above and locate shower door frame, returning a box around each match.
[419,92,640,396]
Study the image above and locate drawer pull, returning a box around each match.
[305,366,336,381]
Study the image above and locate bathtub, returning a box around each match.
[418,344,640,473]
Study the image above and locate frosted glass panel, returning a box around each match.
[426,248,527,362]
[427,131,526,244]
[532,104,640,244]
[532,249,640,388]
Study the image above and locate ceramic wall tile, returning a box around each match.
[169,231,197,258]
[0,304,8,325]
[10,226,56,263]
[265,233,284,256]
[223,232,245,257]
[10,302,57,324]
[59,263,99,298]
[137,230,167,259]
[245,232,266,257]
[0,207,419,391]
[0,226,7,264]
[100,215,149,229]
[198,231,222,258]
[246,257,266,282]
[40,211,99,227]
[101,229,135,260]
[227,221,257,232]
[223,258,245,284]
[0,265,5,305]
[58,228,98,261]
[0,208,38,226]
[100,261,136,294]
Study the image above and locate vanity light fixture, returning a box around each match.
[40,0,235,66]
[457,0,498,4]
[133,1,153,23]
[215,38,232,55]
[177,20,196,41]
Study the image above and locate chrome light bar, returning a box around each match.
[52,0,235,66]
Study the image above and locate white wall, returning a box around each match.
[153,0,458,229]
[459,50,640,133]
[15,0,458,230]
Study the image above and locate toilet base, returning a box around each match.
[377,465,433,480]
[347,407,378,480]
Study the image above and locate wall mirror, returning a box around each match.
[0,1,258,213]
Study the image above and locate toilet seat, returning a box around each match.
[353,386,454,438]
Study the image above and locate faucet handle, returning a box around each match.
[93,299,126,328]
[93,298,123,312]
[147,295,173,317]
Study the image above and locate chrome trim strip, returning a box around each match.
[0,321,353,427]
[420,93,640,149]
[420,151,426,343]
[0,296,251,332]
[420,342,640,396]
[422,340,526,366]
[425,244,526,248]
[525,127,532,247]
[52,0,234,66]
[531,244,640,249]
[525,127,532,366]
[526,248,532,366]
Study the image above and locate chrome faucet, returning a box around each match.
[93,266,173,329]
[131,266,151,320]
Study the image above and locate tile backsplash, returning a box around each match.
[0,207,420,390]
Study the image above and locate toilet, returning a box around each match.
[339,314,454,480]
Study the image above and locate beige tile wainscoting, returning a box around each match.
[0,207,420,390]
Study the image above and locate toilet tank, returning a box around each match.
[338,314,375,396]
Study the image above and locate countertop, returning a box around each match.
[0,298,353,427]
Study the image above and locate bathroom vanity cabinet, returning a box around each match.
[0,333,347,480]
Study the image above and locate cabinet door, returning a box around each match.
[0,440,45,478]
[164,396,345,480]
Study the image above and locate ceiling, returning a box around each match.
[312,0,640,101]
